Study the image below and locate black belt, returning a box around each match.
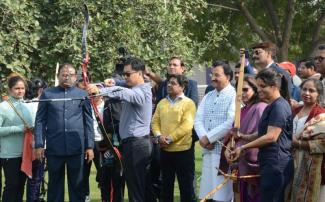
[121,135,150,144]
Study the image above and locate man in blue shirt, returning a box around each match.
[87,57,153,202]
[34,63,94,202]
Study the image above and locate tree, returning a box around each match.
[206,0,325,61]
[0,0,228,96]
[0,0,41,89]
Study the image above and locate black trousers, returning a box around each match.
[0,157,26,202]
[98,142,125,202]
[150,141,161,199]
[100,157,125,202]
[47,154,84,202]
[26,159,45,202]
[122,136,154,202]
[260,159,294,202]
[82,143,101,197]
[151,137,197,201]
[160,149,195,202]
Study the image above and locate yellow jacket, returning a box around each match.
[151,96,196,152]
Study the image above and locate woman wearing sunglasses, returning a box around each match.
[225,75,267,202]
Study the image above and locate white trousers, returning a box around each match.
[199,152,233,201]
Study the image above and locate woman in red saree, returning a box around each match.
[290,78,325,202]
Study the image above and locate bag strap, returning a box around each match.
[7,99,30,128]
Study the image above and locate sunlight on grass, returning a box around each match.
[18,144,202,201]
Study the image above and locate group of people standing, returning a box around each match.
[224,43,325,202]
[0,41,324,202]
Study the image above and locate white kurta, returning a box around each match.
[195,84,236,201]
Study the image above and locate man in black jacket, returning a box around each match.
[251,42,293,95]
[146,56,198,201]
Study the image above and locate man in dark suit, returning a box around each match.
[314,44,325,107]
[153,57,198,106]
[251,42,293,95]
[34,63,94,202]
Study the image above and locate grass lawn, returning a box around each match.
[22,144,202,201]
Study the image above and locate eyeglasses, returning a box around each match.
[314,56,325,62]
[242,87,250,92]
[122,71,137,77]
[253,50,263,55]
[61,74,76,78]
[209,73,224,78]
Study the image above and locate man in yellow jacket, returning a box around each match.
[151,74,196,202]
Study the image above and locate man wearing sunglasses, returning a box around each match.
[251,42,293,96]
[314,45,325,76]
[314,44,325,106]
[87,57,154,202]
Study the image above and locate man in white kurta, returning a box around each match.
[195,61,236,202]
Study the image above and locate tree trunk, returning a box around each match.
[278,0,295,62]
[278,44,288,62]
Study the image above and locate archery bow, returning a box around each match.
[80,4,123,173]
[23,91,122,103]
[232,48,246,148]
[230,48,246,202]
